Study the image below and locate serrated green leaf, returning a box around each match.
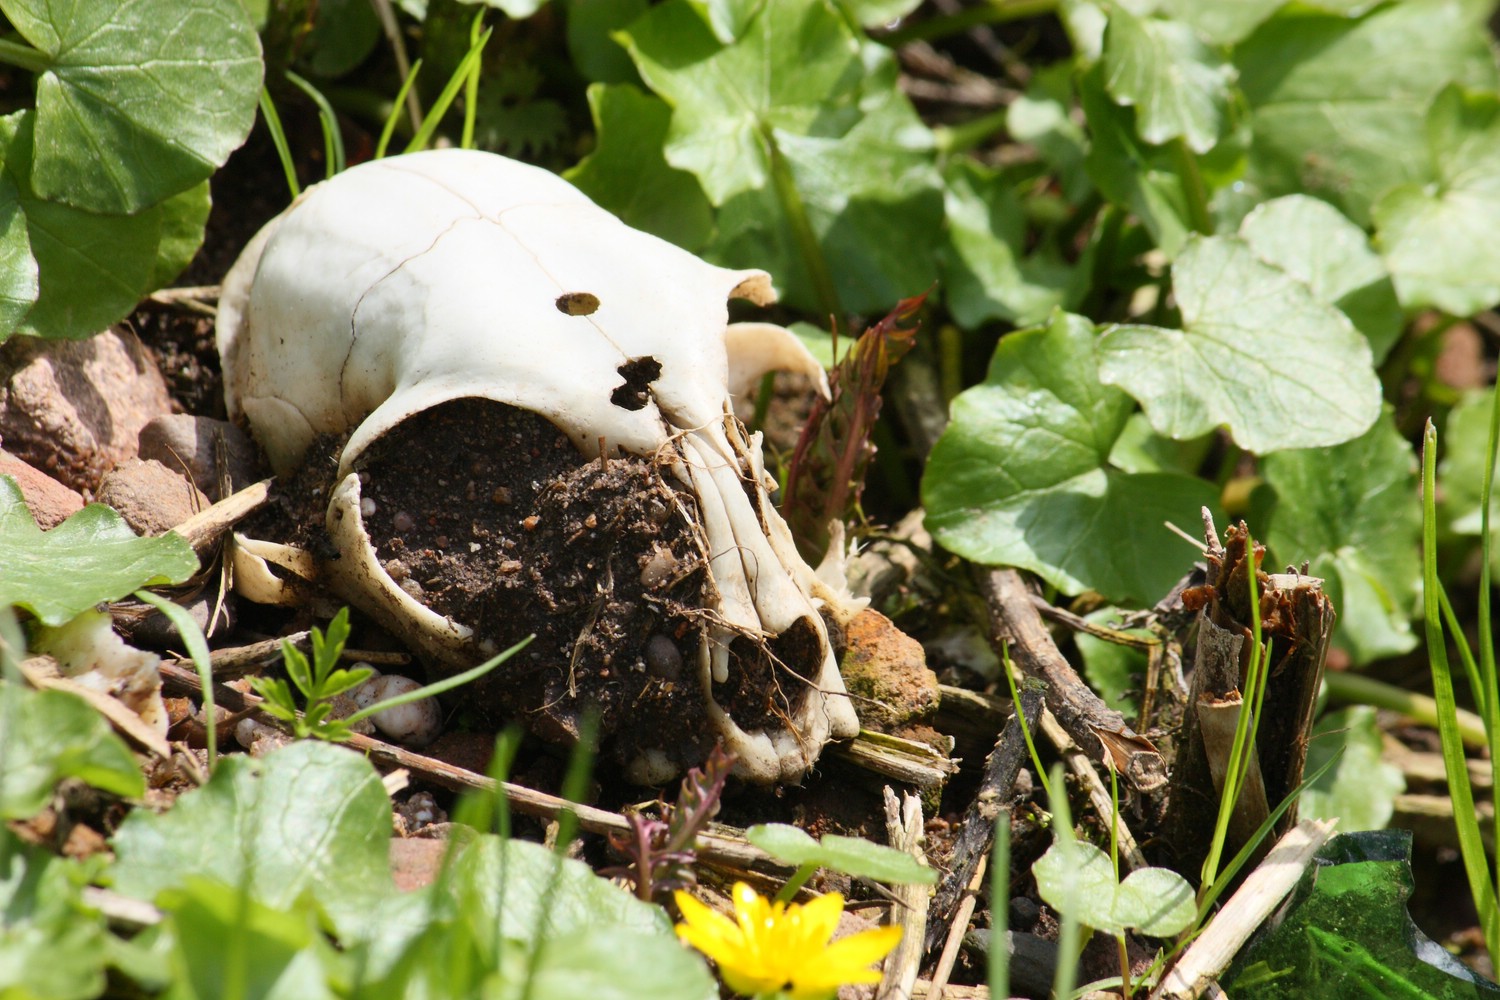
[619,0,864,206]
[565,84,714,252]
[940,158,1071,329]
[746,823,936,884]
[0,683,145,819]
[1256,410,1420,663]
[110,741,393,934]
[1097,234,1381,453]
[1302,707,1404,832]
[1102,5,1231,153]
[923,312,1218,605]
[709,86,942,313]
[1374,85,1500,316]
[0,476,197,625]
[1239,195,1402,363]
[0,827,111,999]
[7,0,262,215]
[1236,0,1497,226]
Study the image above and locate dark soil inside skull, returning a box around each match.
[349,397,814,775]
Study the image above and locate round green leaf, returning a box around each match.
[0,477,198,626]
[1302,706,1405,832]
[1032,839,1123,935]
[1257,410,1420,664]
[1240,195,1402,363]
[1098,234,1381,454]
[148,181,212,289]
[565,84,714,252]
[527,927,718,1000]
[1236,0,1497,226]
[923,312,1218,605]
[1374,85,1500,316]
[1114,866,1195,937]
[300,0,380,78]
[7,0,262,214]
[745,823,935,883]
[0,169,38,338]
[1102,6,1231,153]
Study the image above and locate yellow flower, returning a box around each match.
[674,882,903,1000]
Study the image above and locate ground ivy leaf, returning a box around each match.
[1374,85,1500,317]
[0,169,37,338]
[940,158,1071,328]
[7,0,262,215]
[1102,5,1231,153]
[0,476,197,625]
[564,83,714,252]
[1438,388,1499,537]
[747,823,936,884]
[1079,64,1192,258]
[1239,195,1402,363]
[1255,410,1420,663]
[709,86,942,313]
[565,0,647,85]
[619,0,864,205]
[0,683,146,819]
[1114,867,1195,937]
[923,312,1217,605]
[1302,706,1405,832]
[1033,839,1125,935]
[1236,0,1497,226]
[1074,608,1151,717]
[527,926,718,1000]
[0,827,111,999]
[110,742,392,925]
[1097,234,1381,453]
[149,180,212,289]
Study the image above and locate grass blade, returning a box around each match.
[285,70,345,178]
[376,58,422,160]
[258,87,300,199]
[135,590,217,770]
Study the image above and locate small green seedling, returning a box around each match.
[251,608,371,741]
[746,822,936,902]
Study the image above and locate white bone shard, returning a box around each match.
[217,150,860,783]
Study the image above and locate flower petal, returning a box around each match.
[674,890,746,965]
[790,925,904,993]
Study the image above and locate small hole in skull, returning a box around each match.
[610,356,663,411]
[555,291,600,316]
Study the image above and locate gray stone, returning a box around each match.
[137,414,261,499]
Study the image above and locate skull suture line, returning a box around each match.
[217,149,861,784]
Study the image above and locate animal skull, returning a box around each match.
[217,150,860,783]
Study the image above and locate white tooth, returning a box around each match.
[218,149,860,783]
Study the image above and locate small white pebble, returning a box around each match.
[469,542,481,553]
[360,496,378,518]
[354,674,442,746]
[393,511,415,532]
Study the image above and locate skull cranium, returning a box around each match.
[217,149,860,783]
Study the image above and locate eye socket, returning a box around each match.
[556,291,600,316]
[610,356,663,411]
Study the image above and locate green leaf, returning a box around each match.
[1239,195,1402,364]
[1256,410,1421,664]
[940,158,1071,329]
[1301,707,1405,832]
[1074,609,1150,717]
[0,476,198,625]
[1079,64,1192,258]
[1236,0,1498,226]
[565,0,648,85]
[157,878,343,1000]
[1374,85,1500,316]
[1223,830,1500,998]
[1033,838,1194,938]
[8,0,263,214]
[619,0,864,206]
[1102,5,1231,153]
[838,0,922,27]
[1097,234,1382,453]
[1438,388,1500,536]
[708,85,943,313]
[1006,64,1090,203]
[0,682,145,819]
[301,0,381,78]
[110,741,393,934]
[524,926,718,1000]
[746,823,937,884]
[0,169,38,334]
[923,312,1218,605]
[565,83,714,252]
[0,111,170,341]
[1157,0,1283,45]
[0,828,111,999]
[149,180,211,289]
